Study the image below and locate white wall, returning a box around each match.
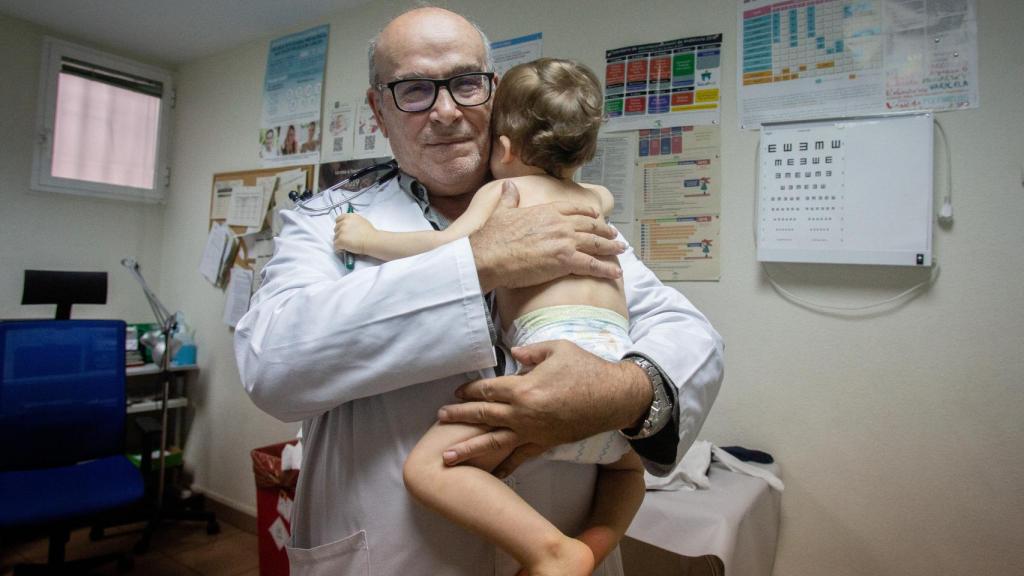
[158,33,302,514]
[0,13,165,322]
[10,1,1021,574]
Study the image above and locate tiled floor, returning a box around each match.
[1,518,259,576]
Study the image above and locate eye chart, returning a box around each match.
[757,113,933,266]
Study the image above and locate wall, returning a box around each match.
[129,0,1024,575]
[0,13,166,323]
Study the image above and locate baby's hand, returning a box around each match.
[334,212,376,255]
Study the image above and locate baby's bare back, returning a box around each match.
[495,175,627,331]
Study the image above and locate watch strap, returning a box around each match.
[620,355,672,440]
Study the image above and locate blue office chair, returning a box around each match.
[0,320,146,574]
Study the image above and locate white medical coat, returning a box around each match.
[234,175,724,575]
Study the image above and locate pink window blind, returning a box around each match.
[51,72,161,190]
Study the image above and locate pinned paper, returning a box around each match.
[245,176,278,233]
[227,186,265,228]
[199,223,234,286]
[249,237,276,293]
[271,169,306,235]
[223,266,254,328]
[211,180,241,220]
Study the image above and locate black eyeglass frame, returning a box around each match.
[378,72,496,113]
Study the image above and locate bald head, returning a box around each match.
[368,7,492,86]
[363,6,496,202]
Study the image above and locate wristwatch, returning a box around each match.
[620,355,672,440]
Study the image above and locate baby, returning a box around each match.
[335,58,644,576]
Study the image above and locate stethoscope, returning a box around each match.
[289,159,400,218]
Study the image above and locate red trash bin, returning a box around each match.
[251,440,300,576]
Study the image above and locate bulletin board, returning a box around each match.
[208,165,313,269]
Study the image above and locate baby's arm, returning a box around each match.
[334,180,505,261]
[576,450,646,565]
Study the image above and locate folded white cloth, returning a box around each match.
[644,440,712,491]
[710,445,784,492]
[643,440,784,492]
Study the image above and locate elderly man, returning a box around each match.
[235,7,722,575]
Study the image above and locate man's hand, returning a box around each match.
[470,181,625,293]
[334,213,376,255]
[437,340,653,477]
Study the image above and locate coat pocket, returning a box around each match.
[287,530,369,576]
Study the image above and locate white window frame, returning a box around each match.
[31,37,174,204]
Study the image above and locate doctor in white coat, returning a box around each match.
[235,7,723,575]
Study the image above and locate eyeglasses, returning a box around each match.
[379,72,495,113]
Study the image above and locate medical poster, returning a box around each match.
[638,215,720,282]
[320,100,355,163]
[579,132,637,225]
[260,25,329,166]
[603,34,722,132]
[579,125,722,281]
[738,0,978,129]
[635,125,721,281]
[491,33,543,77]
[353,97,392,160]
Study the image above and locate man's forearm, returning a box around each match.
[616,361,655,431]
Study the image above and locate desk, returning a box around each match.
[624,463,782,576]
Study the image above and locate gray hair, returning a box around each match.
[367,6,494,87]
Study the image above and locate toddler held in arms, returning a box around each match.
[335,58,644,576]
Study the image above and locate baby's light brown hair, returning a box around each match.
[492,58,603,177]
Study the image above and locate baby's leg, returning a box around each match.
[576,450,646,565]
[404,422,594,576]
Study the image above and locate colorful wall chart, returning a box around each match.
[636,125,721,281]
[638,215,720,282]
[604,34,722,131]
[738,0,978,128]
[580,125,722,281]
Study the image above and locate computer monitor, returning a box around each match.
[21,270,107,320]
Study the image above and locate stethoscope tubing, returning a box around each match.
[292,160,399,217]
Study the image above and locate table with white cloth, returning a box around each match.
[623,463,782,576]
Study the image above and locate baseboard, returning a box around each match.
[193,487,257,535]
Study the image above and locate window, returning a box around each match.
[32,38,174,203]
